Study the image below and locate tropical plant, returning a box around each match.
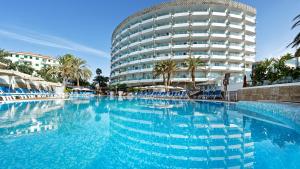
[47,54,91,87]
[251,53,300,85]
[16,64,35,75]
[117,83,127,92]
[289,14,300,67]
[164,59,178,87]
[37,66,60,83]
[48,54,74,86]
[0,49,11,65]
[71,57,92,87]
[290,14,300,48]
[93,68,109,93]
[153,62,167,87]
[271,53,293,81]
[185,56,204,89]
[251,58,273,85]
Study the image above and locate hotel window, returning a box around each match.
[30,56,33,59]
[36,64,39,66]
[24,55,28,58]
[16,55,19,58]
[36,57,39,60]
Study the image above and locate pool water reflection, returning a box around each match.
[0,97,299,169]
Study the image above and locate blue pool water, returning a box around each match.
[0,97,299,169]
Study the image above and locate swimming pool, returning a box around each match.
[0,97,299,169]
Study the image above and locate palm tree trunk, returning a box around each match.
[98,82,102,94]
[191,69,196,89]
[163,74,167,91]
[77,78,80,87]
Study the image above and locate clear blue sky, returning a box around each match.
[0,0,299,76]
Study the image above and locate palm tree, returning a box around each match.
[164,59,178,87]
[185,56,204,89]
[48,54,74,86]
[72,57,92,87]
[290,14,300,48]
[153,62,167,87]
[290,14,300,67]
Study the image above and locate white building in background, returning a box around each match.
[110,0,256,87]
[6,51,59,71]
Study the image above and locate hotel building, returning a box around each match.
[110,0,256,87]
[6,51,58,71]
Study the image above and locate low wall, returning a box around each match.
[237,82,300,102]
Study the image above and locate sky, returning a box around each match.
[0,0,299,76]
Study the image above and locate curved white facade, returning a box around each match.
[111,0,256,86]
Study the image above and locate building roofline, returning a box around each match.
[9,51,57,60]
[112,0,256,39]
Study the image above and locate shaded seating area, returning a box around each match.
[0,69,61,102]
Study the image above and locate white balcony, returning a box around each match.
[130,22,140,29]
[228,56,243,61]
[128,41,139,48]
[156,14,171,21]
[191,11,210,16]
[211,11,227,17]
[228,24,243,30]
[211,55,227,60]
[210,66,227,71]
[119,45,128,52]
[245,25,255,33]
[173,44,189,49]
[155,35,170,41]
[191,33,209,38]
[245,46,256,53]
[129,32,140,38]
[173,55,189,60]
[155,24,172,31]
[228,67,243,71]
[211,22,227,28]
[229,13,243,19]
[173,12,189,17]
[141,28,153,34]
[173,23,189,28]
[141,18,153,25]
[245,35,255,43]
[173,34,189,39]
[211,44,227,49]
[228,35,243,40]
[129,50,140,56]
[191,44,209,49]
[140,38,153,44]
[126,68,152,74]
[228,45,243,51]
[245,56,255,62]
[245,16,256,23]
[140,48,153,54]
[120,28,128,36]
[210,33,227,39]
[191,22,209,27]
[155,45,171,51]
[120,37,129,43]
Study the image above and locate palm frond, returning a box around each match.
[289,32,300,48]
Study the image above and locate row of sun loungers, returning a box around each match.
[135,91,189,99]
[0,87,57,102]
